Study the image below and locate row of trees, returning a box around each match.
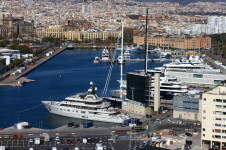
[9,43,32,54]
[209,33,226,58]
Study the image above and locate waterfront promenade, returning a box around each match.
[0,47,66,87]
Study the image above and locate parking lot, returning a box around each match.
[0,133,147,150]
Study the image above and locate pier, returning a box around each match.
[0,47,66,87]
[99,58,172,63]
[72,44,128,49]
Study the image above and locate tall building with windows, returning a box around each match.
[133,35,211,49]
[201,86,226,149]
[45,25,65,39]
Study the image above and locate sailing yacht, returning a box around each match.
[42,82,130,123]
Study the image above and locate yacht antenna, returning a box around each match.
[144,8,149,74]
[120,22,124,99]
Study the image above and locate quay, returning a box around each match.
[99,58,172,63]
[73,44,127,49]
[0,47,66,87]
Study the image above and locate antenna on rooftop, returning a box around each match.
[144,8,149,74]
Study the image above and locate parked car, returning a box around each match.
[76,139,82,143]
[29,139,34,143]
[185,132,193,137]
[87,137,92,143]
[68,122,74,127]
[66,139,72,144]
[74,124,80,128]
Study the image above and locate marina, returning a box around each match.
[0,48,164,129]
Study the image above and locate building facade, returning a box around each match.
[45,25,66,39]
[36,27,120,42]
[133,35,211,49]
[173,94,201,121]
[201,86,226,149]
[0,13,34,38]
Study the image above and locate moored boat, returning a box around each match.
[42,82,130,123]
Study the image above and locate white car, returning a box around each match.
[162,110,168,113]
[179,134,187,138]
[29,139,34,143]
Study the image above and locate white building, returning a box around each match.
[201,86,226,149]
[207,16,226,34]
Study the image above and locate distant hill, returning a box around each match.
[135,0,226,5]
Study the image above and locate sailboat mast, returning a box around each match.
[111,38,113,62]
[144,8,149,74]
[120,22,124,98]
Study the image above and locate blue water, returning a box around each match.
[0,49,164,129]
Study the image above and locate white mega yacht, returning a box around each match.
[42,82,130,123]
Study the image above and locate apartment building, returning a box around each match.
[133,35,211,49]
[45,25,66,39]
[36,27,121,42]
[201,86,226,149]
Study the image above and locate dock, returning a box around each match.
[0,47,66,87]
[99,58,172,63]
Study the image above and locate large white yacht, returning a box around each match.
[101,47,110,61]
[155,55,226,86]
[42,82,130,123]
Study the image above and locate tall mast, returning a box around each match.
[120,22,124,98]
[144,8,149,74]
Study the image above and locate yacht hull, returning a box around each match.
[42,101,126,124]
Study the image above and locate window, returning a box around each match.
[203,110,206,113]
[215,135,221,139]
[193,74,203,78]
[203,134,205,137]
[204,98,206,101]
[215,129,221,133]
[214,80,222,85]
[223,136,226,139]
[81,111,85,114]
[215,111,222,115]
[203,128,205,131]
[216,118,222,120]
[203,104,206,108]
[216,99,222,102]
[215,124,221,127]
[203,116,206,119]
[223,100,226,103]
[216,105,222,109]
[67,109,70,112]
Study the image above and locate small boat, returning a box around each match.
[124,49,130,60]
[66,44,75,49]
[101,47,110,61]
[93,57,100,63]
[117,55,124,64]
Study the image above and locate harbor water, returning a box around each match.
[0,49,165,129]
